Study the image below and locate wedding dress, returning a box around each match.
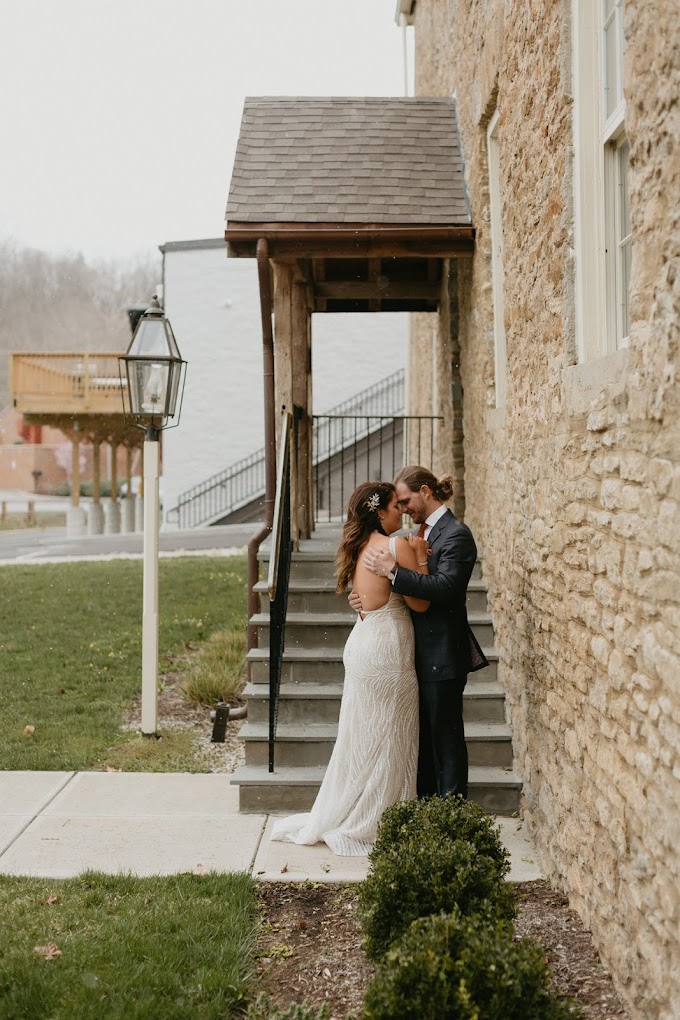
[271,537,419,856]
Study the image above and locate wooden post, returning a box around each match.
[1,501,6,524]
[273,260,313,544]
[292,277,313,538]
[126,446,133,496]
[27,501,35,526]
[92,442,101,503]
[71,426,80,507]
[110,441,118,500]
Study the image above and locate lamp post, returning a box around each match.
[119,296,186,735]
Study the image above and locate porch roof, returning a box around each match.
[225,96,473,263]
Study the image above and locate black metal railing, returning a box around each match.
[169,368,405,528]
[172,446,266,529]
[313,414,443,523]
[267,411,293,772]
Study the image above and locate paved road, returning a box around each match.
[0,522,262,564]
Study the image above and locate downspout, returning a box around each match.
[247,238,276,652]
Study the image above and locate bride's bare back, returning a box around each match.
[352,533,430,613]
[352,533,393,611]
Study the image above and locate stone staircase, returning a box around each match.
[230,524,522,814]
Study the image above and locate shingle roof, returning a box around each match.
[226,97,470,226]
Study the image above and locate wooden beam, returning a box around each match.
[368,258,381,312]
[226,224,475,260]
[314,281,441,300]
[229,237,474,259]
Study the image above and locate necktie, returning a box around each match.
[417,523,427,539]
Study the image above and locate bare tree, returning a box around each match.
[0,238,160,405]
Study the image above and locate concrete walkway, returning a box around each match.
[0,771,543,883]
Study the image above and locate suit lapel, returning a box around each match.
[427,508,453,548]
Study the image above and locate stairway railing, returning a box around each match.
[267,410,293,772]
[313,414,442,523]
[170,368,405,528]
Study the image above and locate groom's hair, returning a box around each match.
[394,466,454,503]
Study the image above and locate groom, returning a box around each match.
[351,465,481,799]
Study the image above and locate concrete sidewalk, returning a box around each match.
[0,771,543,883]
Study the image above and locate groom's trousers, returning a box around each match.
[416,678,468,799]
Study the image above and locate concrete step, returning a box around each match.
[254,577,488,614]
[231,764,522,815]
[247,645,499,684]
[240,720,513,769]
[251,611,495,650]
[243,679,507,725]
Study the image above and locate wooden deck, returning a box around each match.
[10,352,126,418]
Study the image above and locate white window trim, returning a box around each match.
[487,109,508,408]
[573,0,630,361]
[573,0,607,362]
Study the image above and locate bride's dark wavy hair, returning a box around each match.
[336,481,395,594]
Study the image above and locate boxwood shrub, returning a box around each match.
[371,795,510,873]
[358,830,515,960]
[361,909,584,1020]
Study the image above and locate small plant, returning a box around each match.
[180,627,246,707]
[372,794,510,871]
[245,992,332,1019]
[361,909,584,1020]
[358,826,514,960]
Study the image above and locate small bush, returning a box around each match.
[362,909,584,1020]
[54,481,113,497]
[358,830,515,960]
[372,795,510,872]
[245,992,331,1019]
[180,628,246,707]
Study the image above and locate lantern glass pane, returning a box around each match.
[127,360,170,416]
[163,319,181,359]
[166,361,183,417]
[128,317,169,358]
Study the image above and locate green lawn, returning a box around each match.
[0,556,247,771]
[0,871,258,1019]
[0,512,66,531]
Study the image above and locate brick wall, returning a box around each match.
[411,1,680,1016]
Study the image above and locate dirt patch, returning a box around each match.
[119,659,245,773]
[254,880,630,1020]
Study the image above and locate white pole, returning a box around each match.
[401,13,408,97]
[141,428,160,735]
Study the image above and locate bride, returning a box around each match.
[270,481,430,856]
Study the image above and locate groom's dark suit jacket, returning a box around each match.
[392,508,477,683]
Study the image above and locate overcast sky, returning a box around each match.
[0,0,412,262]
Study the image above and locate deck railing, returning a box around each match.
[10,352,126,414]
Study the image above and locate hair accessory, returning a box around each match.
[365,492,381,512]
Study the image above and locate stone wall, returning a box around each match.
[411,1,680,1016]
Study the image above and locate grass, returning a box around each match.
[0,870,258,1019]
[181,629,247,707]
[0,556,247,771]
[0,512,66,530]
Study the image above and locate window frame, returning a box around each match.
[486,108,508,408]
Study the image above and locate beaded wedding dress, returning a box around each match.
[271,538,419,856]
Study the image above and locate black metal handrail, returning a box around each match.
[267,411,293,772]
[173,446,266,529]
[169,368,405,528]
[313,414,443,523]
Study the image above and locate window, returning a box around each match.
[573,0,631,359]
[487,109,507,406]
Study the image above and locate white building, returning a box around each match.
[160,238,407,526]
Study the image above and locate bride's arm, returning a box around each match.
[394,538,430,613]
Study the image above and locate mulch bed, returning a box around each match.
[254,880,631,1020]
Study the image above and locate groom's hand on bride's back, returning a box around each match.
[348,590,363,614]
